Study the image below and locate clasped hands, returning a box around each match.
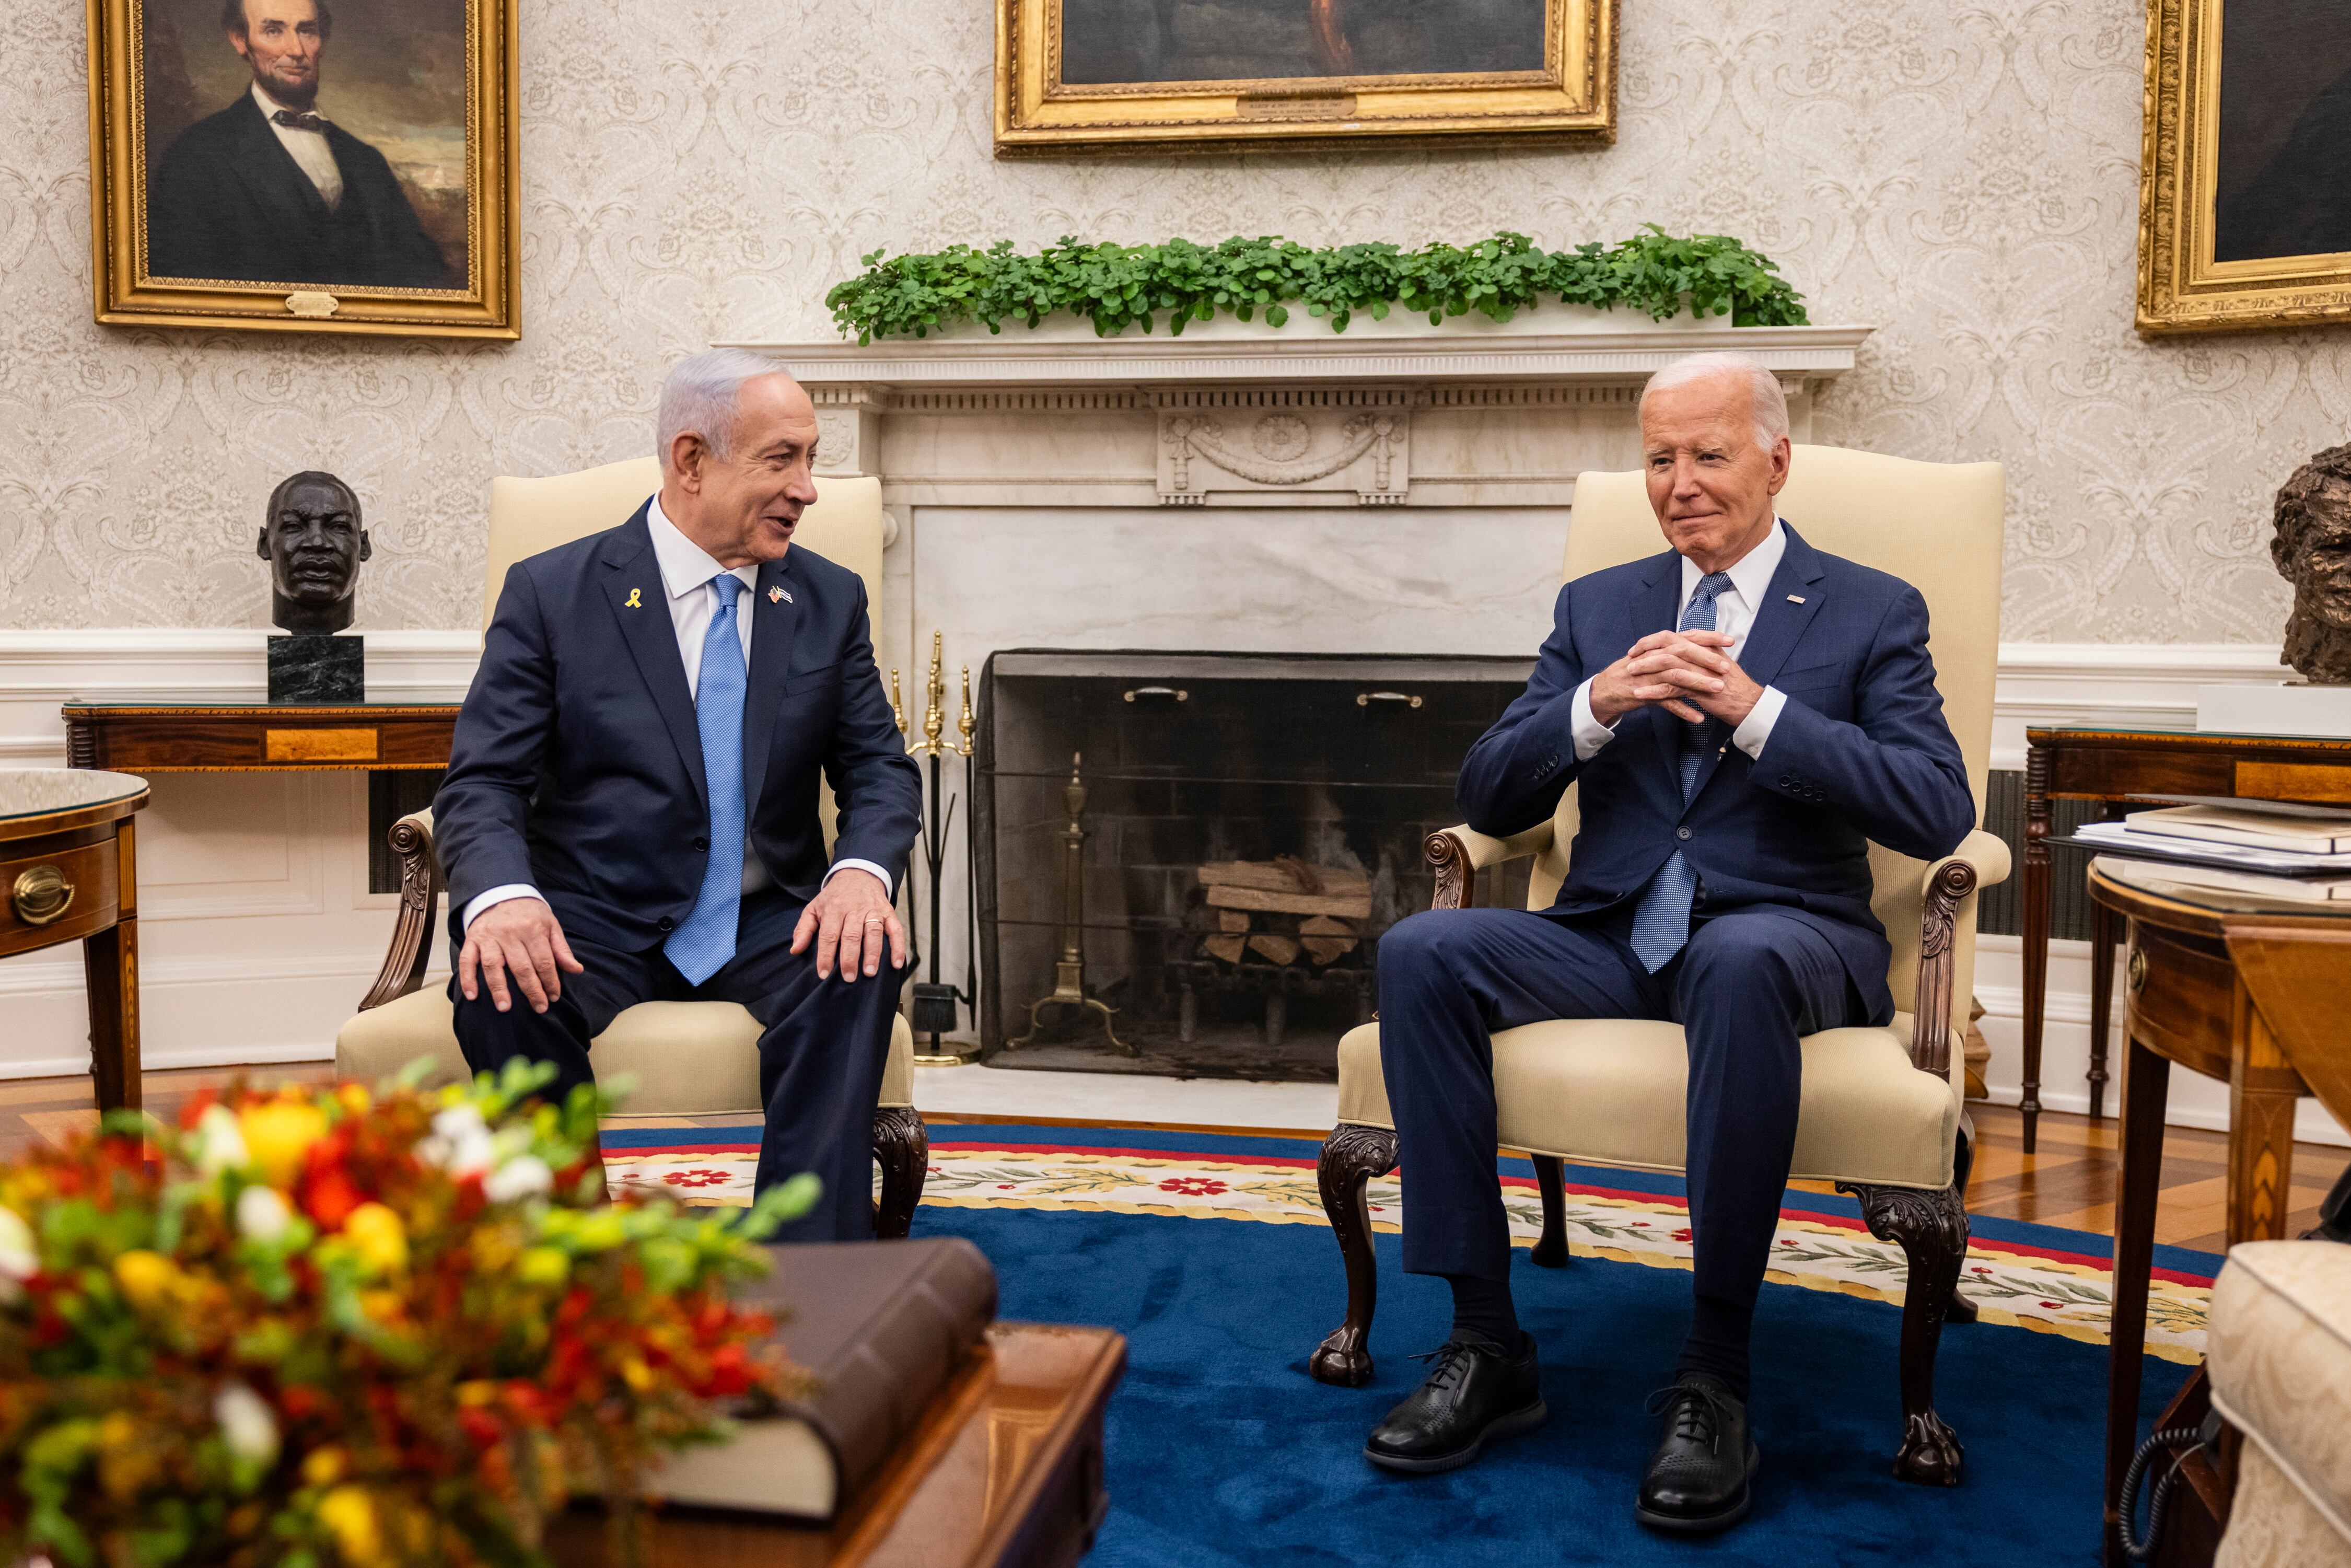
[458,867,907,1015]
[1587,629,1764,731]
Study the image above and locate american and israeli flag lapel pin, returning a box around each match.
[770,585,790,605]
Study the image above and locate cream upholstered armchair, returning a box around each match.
[1311,446,2009,1486]
[334,457,927,1237]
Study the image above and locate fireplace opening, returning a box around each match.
[974,650,1533,1080]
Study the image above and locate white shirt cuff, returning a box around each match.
[1732,685,1787,760]
[1569,677,1619,762]
[461,885,545,931]
[825,858,893,896]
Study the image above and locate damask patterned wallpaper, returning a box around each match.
[0,0,2329,638]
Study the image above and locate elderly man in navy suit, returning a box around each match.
[1362,352,1974,1532]
[434,349,922,1242]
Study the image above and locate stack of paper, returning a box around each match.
[2092,855,2351,903]
[2123,802,2351,856]
[2076,797,2351,900]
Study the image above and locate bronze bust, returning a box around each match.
[2274,443,2351,684]
[258,470,369,635]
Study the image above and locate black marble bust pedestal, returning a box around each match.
[268,634,365,703]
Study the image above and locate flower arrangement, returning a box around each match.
[824,228,1811,344]
[0,1064,813,1568]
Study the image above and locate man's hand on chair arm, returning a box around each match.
[792,866,907,981]
[459,895,583,1015]
[1588,630,1764,728]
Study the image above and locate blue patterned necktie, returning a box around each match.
[665,573,748,984]
[1627,572,1735,972]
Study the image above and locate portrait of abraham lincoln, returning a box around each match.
[135,0,467,293]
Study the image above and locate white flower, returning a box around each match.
[417,1104,494,1176]
[191,1105,249,1175]
[235,1184,291,1243]
[0,1206,36,1300]
[482,1155,552,1203]
[213,1383,280,1465]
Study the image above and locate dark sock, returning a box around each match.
[1445,1273,1521,1352]
[1674,1294,1753,1402]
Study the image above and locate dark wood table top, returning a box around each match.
[63,696,461,772]
[550,1322,1127,1568]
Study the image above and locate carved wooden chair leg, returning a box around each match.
[1311,1123,1400,1387]
[1947,1118,1980,1325]
[1836,1180,1968,1485]
[1530,1154,1572,1269]
[871,1107,929,1240]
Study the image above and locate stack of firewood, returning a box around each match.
[1196,857,1371,967]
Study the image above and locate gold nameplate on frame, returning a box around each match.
[266,729,381,763]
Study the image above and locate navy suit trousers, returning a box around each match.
[1377,904,1866,1307]
[450,887,909,1242]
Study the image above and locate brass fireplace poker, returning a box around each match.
[1010,753,1131,1053]
[897,634,977,1065]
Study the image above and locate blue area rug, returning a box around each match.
[914,1194,2191,1566]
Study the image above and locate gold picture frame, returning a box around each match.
[2138,0,2351,334]
[87,0,519,340]
[996,0,1614,154]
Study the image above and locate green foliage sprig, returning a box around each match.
[824,228,1809,344]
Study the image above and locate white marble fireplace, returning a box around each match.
[735,312,1873,1048]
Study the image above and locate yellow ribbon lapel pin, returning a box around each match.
[624,588,643,609]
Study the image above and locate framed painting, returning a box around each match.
[995,0,1615,154]
[2139,0,2351,334]
[87,0,519,339]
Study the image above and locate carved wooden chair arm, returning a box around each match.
[1424,822,1558,911]
[359,808,441,1012]
[1908,829,2010,1079]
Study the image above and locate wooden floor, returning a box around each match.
[4,1069,2341,1256]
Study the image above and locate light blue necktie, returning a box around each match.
[665,573,747,985]
[1627,572,1734,973]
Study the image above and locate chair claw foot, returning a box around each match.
[1892,1410,1963,1486]
[1310,1327,1374,1387]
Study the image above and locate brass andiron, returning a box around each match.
[1010,753,1130,1053]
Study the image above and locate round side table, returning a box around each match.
[0,770,149,1111]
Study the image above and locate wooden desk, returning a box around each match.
[2021,726,2351,1152]
[63,698,458,773]
[2091,859,2351,1566]
[551,1323,1126,1568]
[1,771,149,1112]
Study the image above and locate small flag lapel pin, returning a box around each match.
[771,586,792,605]
[1786,594,1806,604]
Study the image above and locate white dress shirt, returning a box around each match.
[253,84,343,210]
[461,494,891,933]
[1567,517,1794,763]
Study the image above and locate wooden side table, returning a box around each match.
[2090,857,2351,1566]
[2021,725,2351,1152]
[63,698,459,773]
[1,771,150,1111]
[549,1323,1127,1568]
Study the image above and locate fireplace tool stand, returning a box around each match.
[890,633,977,1066]
[1009,753,1131,1053]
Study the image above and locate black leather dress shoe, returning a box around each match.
[1635,1374,1760,1532]
[1363,1335,1546,1473]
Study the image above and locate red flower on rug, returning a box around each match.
[1159,1177,1229,1197]
[1670,1228,1693,1243]
[659,1168,733,1188]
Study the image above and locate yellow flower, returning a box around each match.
[318,1485,381,1566]
[113,1250,179,1312]
[302,1446,346,1486]
[515,1246,569,1287]
[357,1288,405,1324]
[336,1084,371,1117]
[239,1101,328,1187]
[341,1204,408,1277]
[455,1380,499,1408]
[619,1356,655,1393]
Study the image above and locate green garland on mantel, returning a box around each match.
[824,227,1809,345]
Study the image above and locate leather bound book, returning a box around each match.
[647,1236,998,1521]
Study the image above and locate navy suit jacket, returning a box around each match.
[148,93,451,289]
[1457,523,1975,1022]
[435,504,924,956]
